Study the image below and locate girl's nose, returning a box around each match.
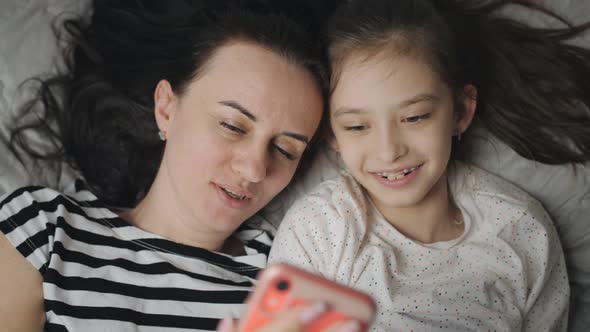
[377,128,407,163]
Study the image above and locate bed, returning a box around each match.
[0,0,588,330]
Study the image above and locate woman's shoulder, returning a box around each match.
[0,181,109,226]
[1,185,67,215]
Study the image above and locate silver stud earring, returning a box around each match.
[158,131,166,141]
[453,129,462,141]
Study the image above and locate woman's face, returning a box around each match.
[156,41,323,235]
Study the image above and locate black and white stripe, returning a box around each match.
[0,185,272,331]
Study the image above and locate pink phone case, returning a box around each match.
[239,263,376,332]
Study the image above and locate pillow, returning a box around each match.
[0,0,89,195]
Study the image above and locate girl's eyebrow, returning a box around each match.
[333,93,439,117]
[332,107,367,118]
[398,93,439,109]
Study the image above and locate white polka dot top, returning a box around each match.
[269,162,569,331]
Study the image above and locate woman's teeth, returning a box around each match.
[377,166,419,180]
[222,187,246,200]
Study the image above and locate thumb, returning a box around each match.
[248,302,329,332]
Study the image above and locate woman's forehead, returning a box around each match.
[180,41,324,133]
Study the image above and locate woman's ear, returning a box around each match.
[455,84,477,135]
[154,80,177,139]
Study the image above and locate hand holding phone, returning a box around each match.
[237,264,376,332]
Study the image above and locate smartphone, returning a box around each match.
[238,263,376,332]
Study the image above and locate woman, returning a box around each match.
[0,0,329,331]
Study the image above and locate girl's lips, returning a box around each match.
[372,163,423,177]
[371,164,422,188]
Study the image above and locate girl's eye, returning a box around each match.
[219,121,245,134]
[344,125,367,131]
[273,144,296,161]
[403,114,430,123]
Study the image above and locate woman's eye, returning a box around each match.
[219,121,245,134]
[273,144,296,161]
[403,114,430,123]
[344,125,367,131]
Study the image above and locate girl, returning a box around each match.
[269,0,590,330]
[0,0,348,331]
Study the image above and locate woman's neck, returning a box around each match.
[370,173,463,244]
[118,172,232,253]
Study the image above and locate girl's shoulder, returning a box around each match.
[451,162,553,232]
[452,161,542,209]
[289,172,369,215]
[279,172,370,236]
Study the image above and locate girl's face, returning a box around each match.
[330,54,468,212]
[155,41,323,235]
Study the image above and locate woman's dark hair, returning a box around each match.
[11,0,329,207]
[325,0,590,164]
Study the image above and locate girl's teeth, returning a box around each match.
[387,174,404,181]
[379,166,418,180]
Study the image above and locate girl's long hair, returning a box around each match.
[326,0,590,164]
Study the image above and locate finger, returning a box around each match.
[323,320,363,332]
[216,316,237,332]
[257,302,328,332]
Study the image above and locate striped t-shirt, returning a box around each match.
[0,183,273,331]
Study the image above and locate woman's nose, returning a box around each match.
[232,145,268,183]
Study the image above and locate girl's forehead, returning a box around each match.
[330,53,453,114]
[336,54,441,92]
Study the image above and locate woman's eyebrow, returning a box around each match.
[219,100,309,144]
[219,100,256,121]
[281,132,309,144]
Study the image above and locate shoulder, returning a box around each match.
[1,186,65,218]
[452,162,555,239]
[282,172,369,226]
[274,172,371,254]
[270,173,370,275]
[0,183,106,232]
[452,162,536,205]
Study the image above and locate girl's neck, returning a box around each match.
[118,171,232,253]
[370,173,464,244]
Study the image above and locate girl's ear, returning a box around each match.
[154,80,177,139]
[326,128,340,153]
[455,84,477,134]
[328,136,339,152]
